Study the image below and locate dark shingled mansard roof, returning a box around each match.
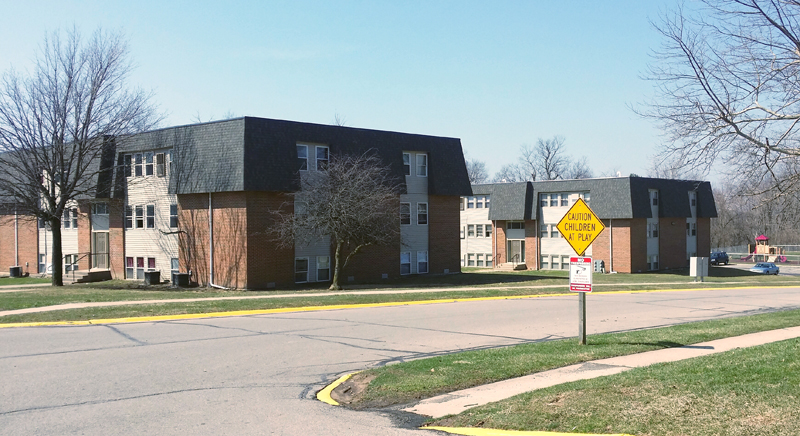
[475,177,717,221]
[116,117,472,196]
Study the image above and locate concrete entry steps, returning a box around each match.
[63,270,112,284]
[494,263,528,272]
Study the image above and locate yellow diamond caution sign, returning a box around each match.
[556,198,605,255]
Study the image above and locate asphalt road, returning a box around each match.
[2,286,800,435]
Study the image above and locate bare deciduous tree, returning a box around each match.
[270,152,401,290]
[0,27,160,286]
[466,158,489,184]
[492,136,592,182]
[642,1,800,198]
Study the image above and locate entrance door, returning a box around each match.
[507,240,526,264]
[92,232,109,269]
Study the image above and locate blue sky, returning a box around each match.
[1,1,683,179]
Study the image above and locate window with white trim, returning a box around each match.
[460,197,465,211]
[39,254,46,274]
[125,206,133,229]
[297,145,308,171]
[476,196,484,208]
[460,226,465,239]
[401,252,411,275]
[136,257,145,279]
[487,254,493,267]
[485,223,492,238]
[317,256,330,281]
[467,197,474,208]
[417,251,428,274]
[649,255,659,271]
[467,253,475,266]
[400,203,411,225]
[417,202,428,225]
[316,145,329,170]
[540,194,548,207]
[476,224,483,237]
[170,204,178,228]
[64,254,77,273]
[134,153,143,176]
[550,194,558,207]
[476,253,484,267]
[403,153,411,176]
[124,154,132,177]
[156,153,166,177]
[145,152,154,176]
[507,221,525,230]
[541,223,548,237]
[171,258,180,276]
[550,224,559,238]
[135,206,144,229]
[541,256,549,269]
[416,153,428,177]
[468,225,475,237]
[485,196,490,208]
[92,202,108,215]
[560,194,568,206]
[295,258,309,283]
[146,205,155,229]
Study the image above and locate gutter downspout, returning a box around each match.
[14,208,19,267]
[609,219,614,273]
[208,192,229,290]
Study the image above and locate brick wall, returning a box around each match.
[429,195,461,274]
[494,220,507,266]
[77,202,91,271]
[593,219,636,273]
[108,199,125,279]
[245,191,294,289]
[659,217,687,270]
[697,218,711,256]
[525,219,538,269]
[629,219,649,273]
[0,213,38,275]
[178,193,211,286]
[345,244,399,283]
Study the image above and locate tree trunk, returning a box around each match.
[329,242,342,290]
[50,219,63,286]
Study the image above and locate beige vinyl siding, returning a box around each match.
[124,149,179,277]
[401,152,429,274]
[295,236,331,282]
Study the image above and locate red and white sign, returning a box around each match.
[569,256,593,293]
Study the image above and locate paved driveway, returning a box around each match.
[2,286,800,435]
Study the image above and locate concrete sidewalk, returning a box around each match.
[404,325,800,418]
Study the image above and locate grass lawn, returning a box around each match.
[429,338,800,435]
[0,276,52,285]
[336,308,800,411]
[0,268,797,324]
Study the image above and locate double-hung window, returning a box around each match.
[485,223,492,238]
[156,153,166,177]
[541,223,549,237]
[403,153,411,176]
[170,204,178,228]
[476,224,484,237]
[63,208,77,229]
[145,152,154,176]
[297,145,308,171]
[551,224,559,238]
[317,256,330,281]
[400,203,411,225]
[134,153,143,176]
[476,196,484,208]
[561,194,569,206]
[550,194,558,207]
[417,251,428,274]
[64,254,77,273]
[316,146,329,170]
[417,203,428,225]
[467,197,474,208]
[468,225,475,237]
[135,206,144,229]
[400,252,411,275]
[146,205,155,229]
[124,155,133,177]
[125,206,133,229]
[540,194,548,207]
[295,258,309,283]
[416,153,428,177]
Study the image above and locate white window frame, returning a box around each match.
[297,144,308,171]
[467,253,475,267]
[417,202,428,225]
[169,204,178,228]
[145,152,154,176]
[171,258,180,276]
[400,202,411,225]
[316,145,329,170]
[485,223,492,238]
[416,153,428,177]
[540,194,548,207]
[486,254,493,267]
[540,223,549,238]
[476,224,484,238]
[134,153,143,177]
[476,253,484,267]
[317,256,330,282]
[476,196,484,208]
[403,153,411,176]
[467,197,475,208]
[550,194,558,207]
[295,257,309,283]
[135,205,144,229]
[146,205,155,229]
[417,251,428,274]
[400,252,412,275]
[468,224,475,237]
[156,152,166,177]
[550,224,559,238]
[125,206,133,229]
[560,194,569,206]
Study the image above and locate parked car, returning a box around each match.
[710,251,729,265]
[749,262,779,275]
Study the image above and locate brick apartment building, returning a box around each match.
[0,117,472,288]
[460,177,717,273]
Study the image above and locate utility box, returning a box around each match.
[9,266,21,278]
[690,257,708,282]
[172,272,190,287]
[593,259,605,273]
[144,271,161,285]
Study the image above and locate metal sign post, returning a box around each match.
[557,198,604,346]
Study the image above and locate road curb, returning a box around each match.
[1,285,796,328]
[422,426,634,436]
[316,371,359,406]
